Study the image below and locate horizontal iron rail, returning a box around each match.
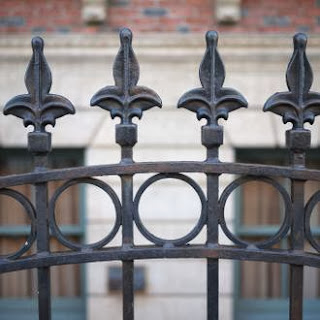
[1,245,320,274]
[0,161,320,188]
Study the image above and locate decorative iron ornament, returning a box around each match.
[0,29,320,320]
[49,178,121,251]
[133,173,207,246]
[3,37,75,132]
[90,28,162,124]
[219,176,292,249]
[264,33,320,129]
[178,31,247,125]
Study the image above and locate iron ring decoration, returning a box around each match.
[305,190,320,252]
[0,188,36,259]
[133,173,207,246]
[219,176,292,249]
[49,178,121,251]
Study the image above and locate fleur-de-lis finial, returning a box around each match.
[264,33,320,129]
[3,37,75,132]
[90,28,162,124]
[178,31,247,126]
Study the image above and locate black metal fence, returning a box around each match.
[1,28,320,320]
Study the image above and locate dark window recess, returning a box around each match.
[0,149,84,299]
[108,266,146,292]
[235,148,320,301]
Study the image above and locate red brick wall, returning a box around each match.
[0,0,319,34]
[108,0,214,33]
[0,0,82,33]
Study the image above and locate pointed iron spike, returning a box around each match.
[206,31,218,48]
[293,33,307,50]
[31,36,44,51]
[120,27,133,45]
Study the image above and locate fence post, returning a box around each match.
[263,32,320,319]
[287,129,310,319]
[91,27,162,320]
[178,30,247,320]
[3,36,75,319]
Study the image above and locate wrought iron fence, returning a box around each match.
[0,28,320,320]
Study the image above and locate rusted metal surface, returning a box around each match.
[1,28,320,319]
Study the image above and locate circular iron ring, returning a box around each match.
[0,188,36,259]
[49,178,121,250]
[133,173,207,246]
[305,190,320,252]
[219,176,292,249]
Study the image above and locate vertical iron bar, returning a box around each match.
[122,259,134,320]
[3,34,75,319]
[36,183,51,320]
[262,32,320,319]
[121,174,134,320]
[289,181,305,320]
[33,150,51,320]
[117,124,137,320]
[203,125,223,320]
[207,174,219,320]
[207,256,219,320]
[287,129,310,320]
[176,29,246,320]
[289,179,305,320]
[89,28,160,319]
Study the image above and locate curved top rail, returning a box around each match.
[1,245,320,274]
[0,161,320,188]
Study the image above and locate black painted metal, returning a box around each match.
[1,28,320,320]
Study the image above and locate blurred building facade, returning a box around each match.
[0,0,320,319]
